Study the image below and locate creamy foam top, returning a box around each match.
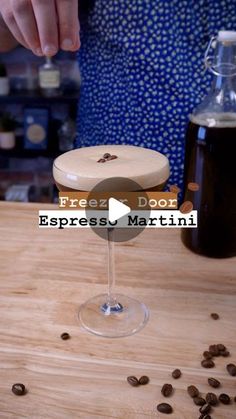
[53,145,170,191]
[190,112,236,127]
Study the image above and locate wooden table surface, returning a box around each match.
[0,202,236,419]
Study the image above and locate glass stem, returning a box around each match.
[107,228,116,306]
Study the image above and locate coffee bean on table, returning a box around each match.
[208,377,221,388]
[209,344,220,356]
[203,351,213,360]
[97,158,106,163]
[201,359,215,368]
[161,383,173,397]
[157,403,173,414]
[226,363,236,376]
[187,385,199,398]
[199,415,211,419]
[193,397,206,406]
[234,396,236,402]
[127,376,139,387]
[138,376,149,385]
[179,200,193,214]
[199,403,211,414]
[60,332,70,340]
[216,344,226,351]
[103,153,111,159]
[206,392,218,406]
[172,369,181,379]
[211,313,219,320]
[219,393,231,404]
[221,350,230,357]
[12,383,26,396]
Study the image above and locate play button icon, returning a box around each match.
[108,198,131,223]
[85,177,151,242]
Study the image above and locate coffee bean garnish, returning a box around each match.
[208,377,220,388]
[138,376,149,385]
[187,385,199,398]
[199,403,211,414]
[206,392,218,406]
[227,363,236,376]
[60,332,70,340]
[103,153,111,159]
[193,397,206,406]
[210,313,219,320]
[203,351,213,360]
[127,376,139,387]
[201,359,215,369]
[107,155,118,161]
[169,184,181,194]
[179,200,193,214]
[188,182,200,191]
[219,393,231,404]
[172,368,181,379]
[157,403,173,414]
[161,383,173,397]
[12,383,26,396]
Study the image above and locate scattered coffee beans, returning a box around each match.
[203,351,213,360]
[199,403,211,414]
[60,332,70,340]
[187,385,199,398]
[138,376,149,385]
[179,200,193,214]
[206,392,218,406]
[209,344,220,356]
[169,184,181,194]
[193,397,206,406]
[201,359,215,369]
[161,383,173,397]
[188,182,200,192]
[172,369,181,379]
[217,344,226,351]
[210,313,219,320]
[227,363,236,376]
[127,376,139,387]
[97,158,106,163]
[219,393,231,404]
[208,377,220,388]
[103,153,111,159]
[221,350,230,357]
[12,383,26,396]
[157,403,173,414]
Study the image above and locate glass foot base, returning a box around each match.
[78,293,149,338]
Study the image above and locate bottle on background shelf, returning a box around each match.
[39,57,61,97]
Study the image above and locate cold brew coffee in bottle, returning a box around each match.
[182,31,236,258]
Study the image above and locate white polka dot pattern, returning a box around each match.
[76,0,236,187]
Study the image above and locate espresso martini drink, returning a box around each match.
[53,145,169,337]
[53,145,170,192]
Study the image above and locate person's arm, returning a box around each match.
[0,0,80,55]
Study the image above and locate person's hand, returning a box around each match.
[0,0,80,55]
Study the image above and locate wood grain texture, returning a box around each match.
[0,202,236,419]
